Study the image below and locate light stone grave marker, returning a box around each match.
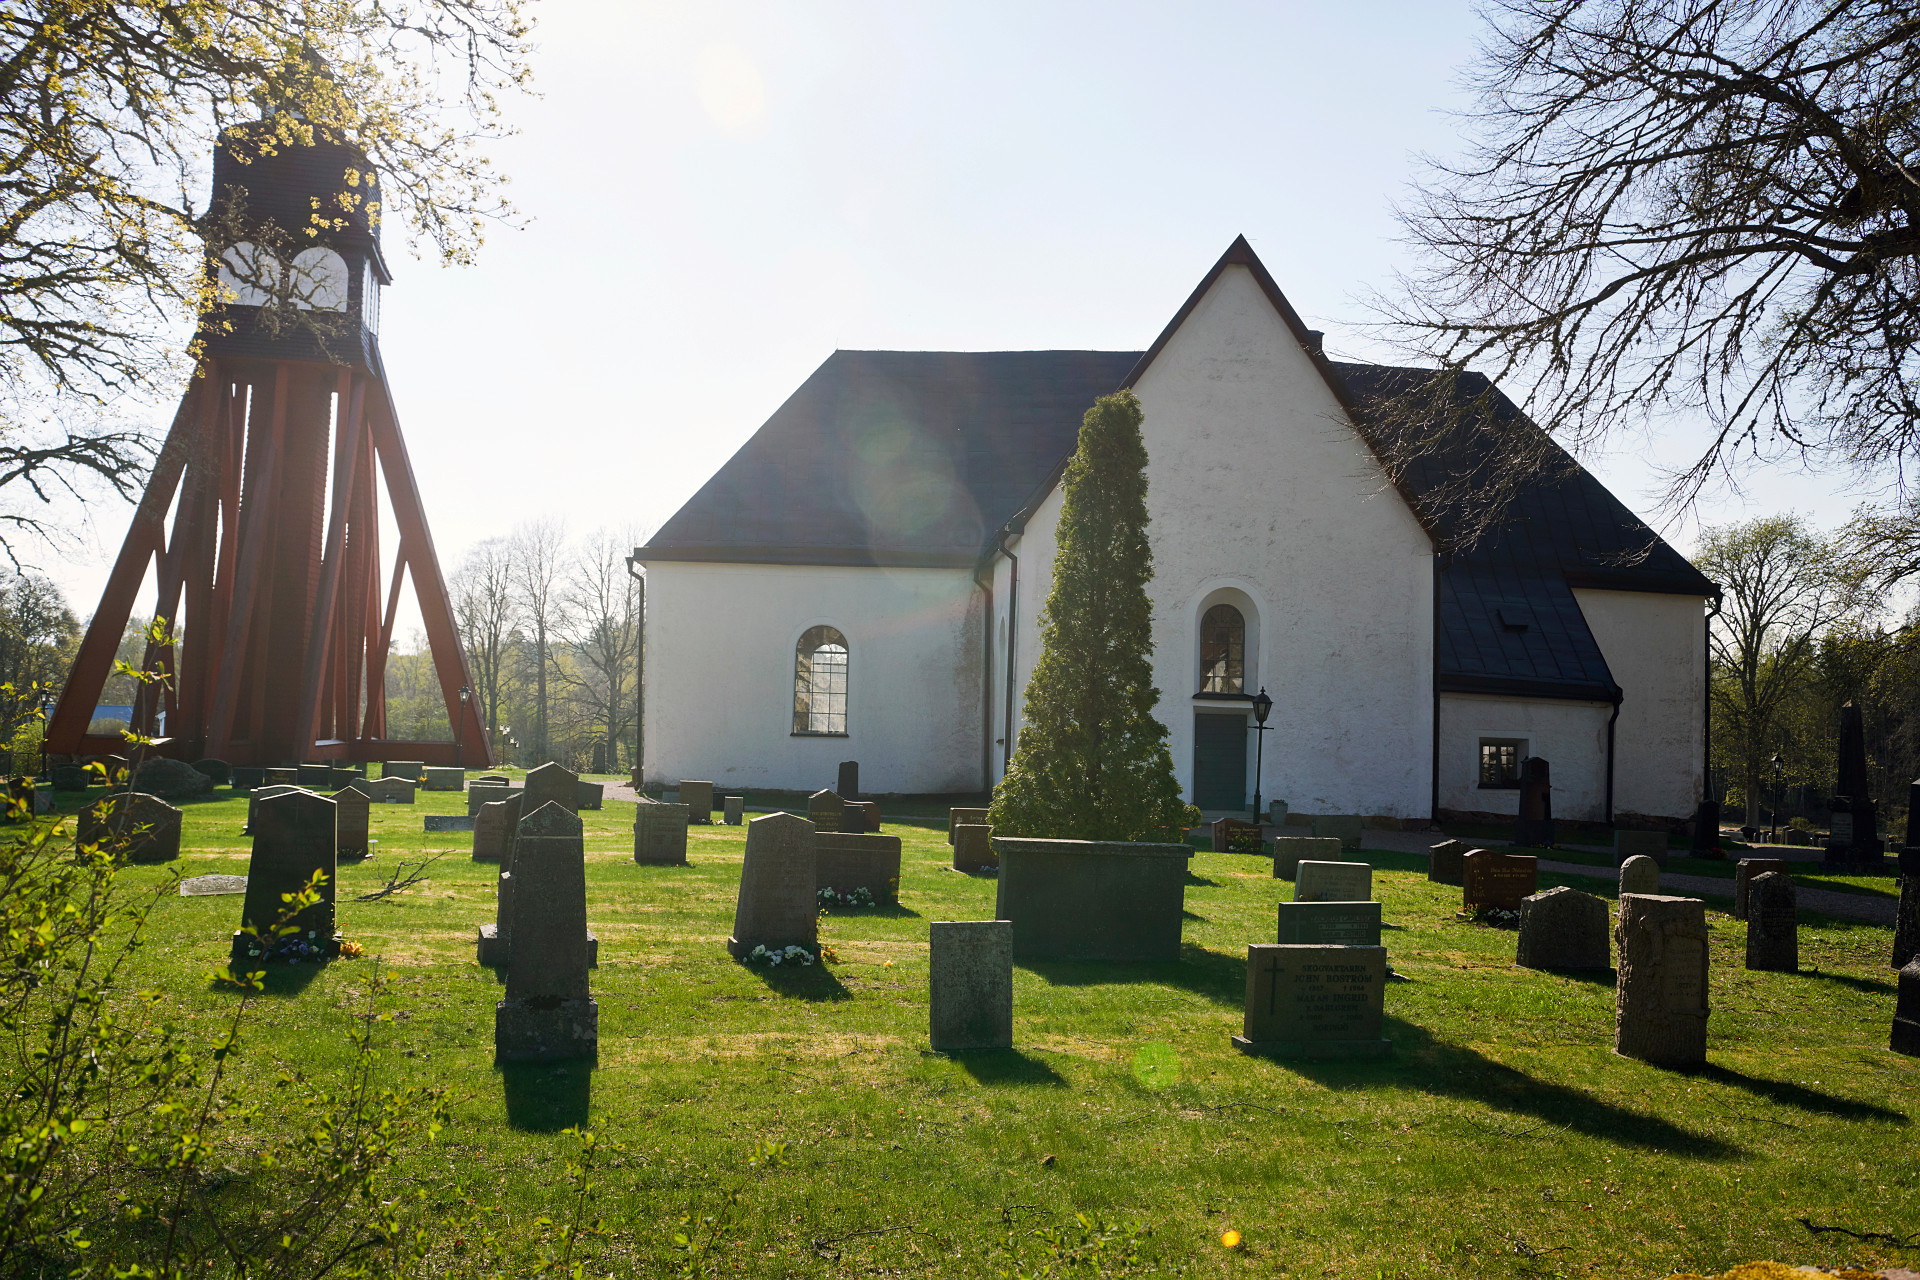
[807,788,844,835]
[1293,860,1372,902]
[1233,944,1390,1058]
[1615,894,1709,1065]
[78,792,182,863]
[929,921,1013,1052]
[181,874,247,896]
[368,777,415,804]
[422,766,464,792]
[472,793,522,865]
[330,786,370,858]
[633,801,690,866]
[1618,854,1661,896]
[815,832,902,903]
[723,795,744,825]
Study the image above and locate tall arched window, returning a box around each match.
[793,626,849,734]
[1199,604,1245,694]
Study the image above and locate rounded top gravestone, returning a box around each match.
[1617,854,1661,896]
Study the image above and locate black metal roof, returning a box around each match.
[640,343,1711,703]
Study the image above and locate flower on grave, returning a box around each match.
[746,944,814,966]
[816,885,876,908]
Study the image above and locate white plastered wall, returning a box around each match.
[1573,588,1706,820]
[640,560,985,794]
[995,263,1436,817]
[1437,692,1611,820]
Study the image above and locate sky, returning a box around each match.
[38,0,1877,634]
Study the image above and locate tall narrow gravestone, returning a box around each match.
[928,921,1013,1052]
[1745,871,1798,972]
[679,780,714,824]
[837,760,860,801]
[472,793,523,864]
[494,803,597,1063]
[1893,958,1920,1056]
[78,792,182,863]
[1513,757,1554,847]
[1515,887,1610,971]
[330,785,370,859]
[633,800,690,865]
[231,790,338,965]
[727,812,817,959]
[1615,895,1709,1065]
[1895,848,1920,970]
[1734,858,1791,921]
[481,801,598,968]
[523,761,580,814]
[1233,944,1391,1059]
[1427,839,1466,886]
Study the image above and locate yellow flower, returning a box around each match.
[1220,1230,1242,1250]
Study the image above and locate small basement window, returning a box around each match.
[1479,738,1525,789]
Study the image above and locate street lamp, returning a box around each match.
[39,692,54,781]
[1769,751,1784,842]
[1250,687,1274,822]
[456,685,470,767]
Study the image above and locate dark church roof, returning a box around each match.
[641,327,1713,705]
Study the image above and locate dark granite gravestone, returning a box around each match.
[1825,703,1886,871]
[1513,757,1554,847]
[1233,944,1391,1058]
[948,807,989,843]
[297,763,333,788]
[494,802,597,1063]
[575,780,604,811]
[632,800,690,865]
[191,758,231,785]
[1893,958,1920,1056]
[231,790,338,965]
[230,766,266,792]
[264,767,298,786]
[929,921,1012,1051]
[838,802,870,834]
[807,788,845,835]
[1895,848,1920,970]
[991,837,1191,963]
[1427,839,1467,886]
[367,777,415,804]
[1272,836,1341,881]
[477,773,512,785]
[727,812,817,959]
[480,801,598,969]
[246,784,308,833]
[814,832,902,904]
[1462,850,1539,911]
[1276,900,1382,947]
[1690,799,1723,858]
[590,741,607,775]
[467,781,518,816]
[1615,894,1709,1065]
[1613,829,1668,868]
[422,766,464,792]
[1294,861,1372,903]
[51,765,91,791]
[424,814,475,832]
[78,792,182,863]
[330,786,370,859]
[523,762,579,815]
[1745,871,1798,972]
[472,793,523,865]
[837,760,860,801]
[679,780,714,823]
[723,795,745,825]
[1212,816,1263,853]
[851,800,881,831]
[1733,858,1791,921]
[1515,886,1610,971]
[383,761,424,781]
[952,823,995,872]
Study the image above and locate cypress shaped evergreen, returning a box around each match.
[988,390,1198,841]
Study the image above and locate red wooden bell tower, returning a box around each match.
[47,123,491,768]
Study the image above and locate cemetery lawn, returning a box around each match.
[77,788,1918,1278]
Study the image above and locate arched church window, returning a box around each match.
[793,626,849,734]
[1199,604,1244,694]
[289,247,350,311]
[217,242,276,307]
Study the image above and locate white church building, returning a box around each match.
[635,237,1714,825]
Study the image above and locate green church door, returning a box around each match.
[1193,712,1247,812]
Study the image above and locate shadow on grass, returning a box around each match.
[1021,942,1244,1008]
[821,902,923,920]
[1354,849,1429,875]
[212,959,326,997]
[745,959,852,1002]
[499,1060,593,1132]
[951,1048,1067,1087]
[1795,876,1899,900]
[1796,967,1899,995]
[1185,872,1221,887]
[1280,1019,1743,1159]
[1530,966,1617,987]
[1689,1063,1908,1123]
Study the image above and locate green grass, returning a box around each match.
[53,785,1920,1277]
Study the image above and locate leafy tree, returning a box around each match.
[1376,0,1920,552]
[989,392,1198,842]
[0,574,77,740]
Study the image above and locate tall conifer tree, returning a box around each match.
[989,391,1197,841]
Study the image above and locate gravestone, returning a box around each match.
[1895,848,1920,970]
[494,803,598,1063]
[948,807,990,842]
[51,765,90,791]
[633,801,690,866]
[1615,894,1709,1065]
[727,812,817,958]
[575,780,604,811]
[1427,839,1467,886]
[1515,887,1610,971]
[992,837,1191,963]
[1309,814,1363,849]
[837,760,860,801]
[929,920,1012,1052]
[838,802,870,834]
[952,823,995,872]
[1294,861,1372,903]
[523,762,580,815]
[1272,836,1342,880]
[231,790,338,965]
[331,785,370,858]
[814,832,902,904]
[422,766,464,792]
[180,874,247,896]
[346,777,372,797]
[467,782,518,816]
[477,773,512,785]
[230,766,266,792]
[191,758,231,785]
[1618,854,1662,896]
[1267,800,1288,825]
[680,780,715,823]
[851,799,882,831]
[297,763,333,788]
[1233,944,1391,1058]
[480,803,600,969]
[1614,829,1669,868]
[246,783,307,833]
[1513,757,1554,846]
[1212,817,1263,853]
[1463,850,1539,911]
[807,788,845,834]
[383,761,424,781]
[1825,702,1885,870]
[329,766,361,790]
[1893,958,1920,1056]
[472,793,523,865]
[723,795,745,825]
[1276,900,1382,947]
[1745,871,1798,972]
[590,741,607,775]
[424,814,475,832]
[77,792,182,863]
[1734,858,1791,921]
[367,777,415,804]
[264,767,297,786]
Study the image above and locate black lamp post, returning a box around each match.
[1250,686,1273,821]
[456,685,470,767]
[1769,751,1784,842]
[40,692,54,781]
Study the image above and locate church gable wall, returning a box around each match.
[1572,588,1705,821]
